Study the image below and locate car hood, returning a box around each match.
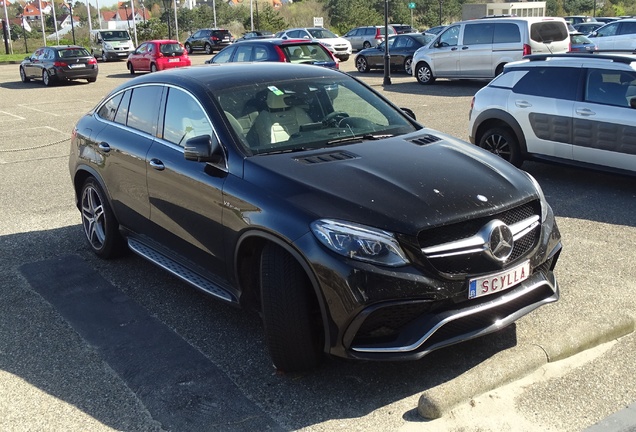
[243,132,538,235]
[317,37,350,46]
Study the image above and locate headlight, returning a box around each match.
[310,219,409,267]
[525,172,549,222]
[104,43,113,50]
[322,42,333,48]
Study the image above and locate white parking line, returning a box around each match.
[0,110,26,121]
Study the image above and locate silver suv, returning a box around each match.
[468,53,636,175]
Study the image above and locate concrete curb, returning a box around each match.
[418,314,635,419]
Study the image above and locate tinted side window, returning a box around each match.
[212,47,234,63]
[530,22,569,43]
[494,23,521,43]
[127,86,163,135]
[463,23,494,45]
[114,90,131,125]
[235,45,253,62]
[513,67,578,100]
[97,93,124,121]
[619,22,636,35]
[585,69,634,107]
[163,88,213,146]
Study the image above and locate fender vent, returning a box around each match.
[409,134,442,146]
[294,151,359,164]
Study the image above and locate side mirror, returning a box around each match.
[630,98,636,109]
[401,108,416,120]
[184,135,223,163]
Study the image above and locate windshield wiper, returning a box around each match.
[326,133,394,146]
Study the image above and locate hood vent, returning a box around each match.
[294,150,359,165]
[410,134,442,146]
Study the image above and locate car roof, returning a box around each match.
[513,53,636,68]
[110,63,347,95]
[233,38,323,45]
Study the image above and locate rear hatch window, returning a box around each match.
[58,48,91,58]
[530,22,569,43]
[160,43,185,55]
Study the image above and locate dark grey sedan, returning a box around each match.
[20,45,98,86]
[355,33,434,75]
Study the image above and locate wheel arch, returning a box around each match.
[234,230,332,352]
[472,109,528,156]
[72,166,113,211]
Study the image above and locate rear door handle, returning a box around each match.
[149,159,165,170]
[576,108,596,117]
[462,46,469,50]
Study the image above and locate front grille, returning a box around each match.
[418,200,541,276]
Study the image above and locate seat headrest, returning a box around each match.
[267,91,289,110]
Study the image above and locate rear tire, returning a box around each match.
[204,43,213,55]
[260,243,323,372]
[363,41,371,49]
[79,177,126,258]
[355,56,370,73]
[404,56,413,75]
[478,126,523,167]
[87,77,97,83]
[42,70,53,86]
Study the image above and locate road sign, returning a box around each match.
[408,2,416,8]
[313,17,323,27]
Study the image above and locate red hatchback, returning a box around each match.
[126,40,191,74]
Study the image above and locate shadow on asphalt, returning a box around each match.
[523,161,636,228]
[3,225,518,430]
[0,79,92,90]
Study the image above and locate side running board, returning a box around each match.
[128,238,237,303]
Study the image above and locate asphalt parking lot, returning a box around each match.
[1,54,636,431]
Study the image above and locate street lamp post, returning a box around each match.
[383,0,391,85]
[68,2,76,44]
[439,0,443,26]
[162,0,172,39]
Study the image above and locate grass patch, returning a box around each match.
[0,53,30,63]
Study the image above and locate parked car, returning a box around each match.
[69,62,562,371]
[594,17,621,24]
[19,45,98,86]
[234,30,274,42]
[413,17,570,84]
[90,29,135,62]
[469,53,636,174]
[391,24,417,34]
[184,29,234,54]
[572,22,604,34]
[343,25,396,51]
[564,16,597,25]
[277,27,352,61]
[424,25,447,34]
[126,40,191,74]
[587,18,636,52]
[206,38,338,69]
[355,33,435,74]
[569,32,598,52]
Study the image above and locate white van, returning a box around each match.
[412,17,570,84]
[90,29,135,62]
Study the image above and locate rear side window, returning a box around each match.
[234,45,253,62]
[127,86,163,135]
[513,67,579,100]
[494,23,521,43]
[283,44,332,62]
[530,22,569,43]
[463,23,494,45]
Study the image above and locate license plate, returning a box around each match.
[468,261,530,299]
[169,58,179,62]
[69,64,85,68]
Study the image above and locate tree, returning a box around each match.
[136,18,168,40]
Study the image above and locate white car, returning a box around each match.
[468,53,636,175]
[587,18,636,52]
[277,27,352,61]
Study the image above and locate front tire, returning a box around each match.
[478,126,523,167]
[127,62,135,74]
[150,63,158,73]
[355,56,370,73]
[80,177,126,258]
[101,51,108,62]
[260,243,323,372]
[415,62,435,84]
[20,67,30,83]
[185,43,192,54]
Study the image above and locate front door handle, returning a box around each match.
[576,108,596,117]
[98,142,110,152]
[149,159,165,170]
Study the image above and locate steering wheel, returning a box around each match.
[321,111,349,127]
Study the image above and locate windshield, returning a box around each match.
[216,76,419,155]
[308,28,338,39]
[101,31,131,41]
